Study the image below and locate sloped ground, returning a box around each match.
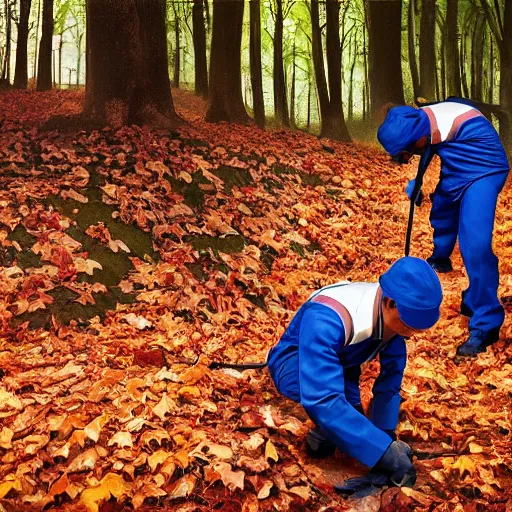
[0,88,511,512]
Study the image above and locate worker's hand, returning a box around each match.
[405,179,423,207]
[334,471,389,498]
[373,440,416,487]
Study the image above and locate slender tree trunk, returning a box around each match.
[205,0,249,123]
[2,0,12,82]
[290,39,296,129]
[14,0,32,88]
[488,33,493,103]
[440,33,446,99]
[250,0,264,128]
[37,0,53,90]
[58,33,63,88]
[471,16,485,101]
[192,0,208,97]
[408,0,420,100]
[33,0,41,81]
[445,0,461,96]
[172,2,180,87]
[348,34,356,120]
[307,78,311,129]
[419,0,436,99]
[84,0,178,128]
[76,32,83,85]
[273,0,289,126]
[363,15,369,119]
[367,0,405,114]
[460,22,469,98]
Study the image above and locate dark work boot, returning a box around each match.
[427,256,453,273]
[456,328,500,356]
[460,290,473,318]
[305,427,336,459]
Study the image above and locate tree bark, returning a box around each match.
[471,16,485,100]
[58,33,63,88]
[14,0,32,89]
[445,0,461,96]
[84,0,178,128]
[311,0,351,141]
[488,32,493,103]
[33,0,41,80]
[273,0,289,127]
[172,1,180,87]
[419,0,436,99]
[37,0,53,91]
[192,0,208,97]
[408,0,420,100]
[367,0,405,114]
[205,0,249,123]
[290,39,296,129]
[250,0,265,128]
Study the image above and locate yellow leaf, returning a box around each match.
[401,487,433,505]
[177,385,201,399]
[67,448,99,473]
[108,431,133,449]
[80,473,131,512]
[0,477,21,499]
[451,455,477,478]
[0,427,14,449]
[265,439,279,462]
[288,485,310,501]
[469,442,484,454]
[257,480,274,500]
[148,450,170,473]
[84,414,111,442]
[152,393,177,420]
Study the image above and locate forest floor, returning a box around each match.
[0,88,512,512]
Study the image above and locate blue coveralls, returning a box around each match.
[267,300,405,467]
[381,98,510,336]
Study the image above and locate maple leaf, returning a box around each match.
[67,448,100,473]
[80,473,131,512]
[108,431,133,449]
[123,313,153,330]
[213,461,245,491]
[84,414,111,442]
[74,257,103,275]
[169,474,197,500]
[152,392,178,420]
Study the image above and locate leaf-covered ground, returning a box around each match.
[0,89,511,512]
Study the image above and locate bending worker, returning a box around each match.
[378,98,510,356]
[267,257,443,490]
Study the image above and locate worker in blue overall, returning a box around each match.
[267,257,443,494]
[377,98,510,356]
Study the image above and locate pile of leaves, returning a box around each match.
[0,88,511,512]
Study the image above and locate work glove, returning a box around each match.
[334,470,389,498]
[373,440,416,487]
[405,179,423,207]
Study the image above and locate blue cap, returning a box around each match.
[377,106,431,157]
[379,257,443,330]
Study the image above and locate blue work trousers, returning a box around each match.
[430,172,508,333]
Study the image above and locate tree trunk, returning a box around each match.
[471,16,485,101]
[172,1,180,87]
[37,0,53,91]
[14,0,32,89]
[367,0,405,114]
[460,21,469,98]
[2,0,12,82]
[192,0,208,97]
[408,0,420,100]
[445,0,461,96]
[33,0,41,80]
[58,34,63,88]
[273,0,289,127]
[76,32,83,85]
[419,0,436,99]
[205,0,249,123]
[488,33,493,103]
[348,35,356,120]
[250,0,264,128]
[499,1,512,153]
[290,39,296,129]
[439,31,446,99]
[307,78,311,129]
[363,14,369,119]
[84,0,178,128]
[311,0,351,141]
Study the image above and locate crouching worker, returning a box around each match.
[267,257,442,495]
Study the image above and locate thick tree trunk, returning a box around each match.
[445,0,461,96]
[499,1,512,153]
[419,0,436,99]
[311,0,351,141]
[14,0,32,89]
[37,0,53,91]
[273,0,289,127]
[84,0,178,128]
[408,0,420,100]
[205,0,249,123]
[192,0,208,97]
[250,0,265,128]
[367,0,405,114]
